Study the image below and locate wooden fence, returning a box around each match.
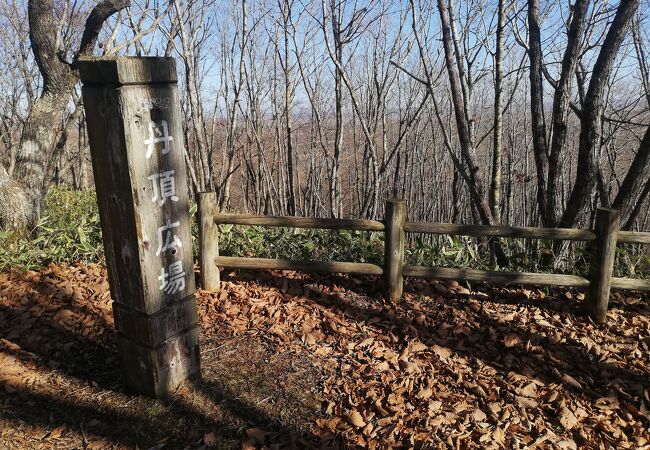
[197,193,650,324]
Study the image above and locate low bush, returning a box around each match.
[0,189,103,270]
[1,188,647,280]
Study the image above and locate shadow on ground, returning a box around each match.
[305,276,649,402]
[2,266,648,448]
[0,274,323,449]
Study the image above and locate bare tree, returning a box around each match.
[612,15,650,228]
[489,0,506,223]
[0,0,130,232]
[166,0,216,193]
[278,0,298,215]
[2,0,648,245]
[217,0,248,211]
[560,0,640,228]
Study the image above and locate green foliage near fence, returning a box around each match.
[0,189,103,270]
[1,188,648,280]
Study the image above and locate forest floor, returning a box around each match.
[0,263,648,449]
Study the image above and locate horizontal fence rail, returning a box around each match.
[404,222,596,241]
[610,277,650,291]
[214,213,385,231]
[617,231,650,244]
[402,266,591,288]
[214,256,383,275]
[197,194,650,324]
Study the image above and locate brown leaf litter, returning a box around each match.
[0,263,649,449]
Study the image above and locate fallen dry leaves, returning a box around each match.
[199,270,650,449]
[0,263,648,449]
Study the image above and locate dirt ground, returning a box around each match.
[0,263,648,449]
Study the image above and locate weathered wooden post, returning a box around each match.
[384,199,406,303]
[79,57,200,396]
[198,192,220,291]
[585,207,620,324]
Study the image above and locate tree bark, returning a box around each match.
[219,0,247,211]
[546,0,588,227]
[0,0,129,231]
[489,0,505,223]
[0,163,31,231]
[436,0,494,225]
[281,0,296,215]
[612,125,650,226]
[527,0,549,225]
[560,0,640,228]
[330,0,344,218]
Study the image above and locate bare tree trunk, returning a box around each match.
[560,0,639,228]
[613,16,650,228]
[173,0,211,192]
[0,163,30,231]
[330,0,344,218]
[219,0,247,210]
[621,176,650,230]
[13,91,72,224]
[546,0,588,227]
[489,0,505,223]
[527,0,549,225]
[0,0,129,231]
[612,125,650,226]
[281,0,296,215]
[436,0,494,225]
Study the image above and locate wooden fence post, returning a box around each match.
[79,57,200,397]
[585,207,620,324]
[384,199,406,303]
[198,192,220,291]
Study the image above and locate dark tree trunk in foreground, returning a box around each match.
[546,0,588,227]
[527,0,549,225]
[560,0,639,228]
[0,0,129,232]
[612,125,650,227]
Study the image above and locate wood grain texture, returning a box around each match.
[617,230,650,244]
[214,213,385,231]
[81,57,199,397]
[404,221,596,241]
[384,199,406,303]
[215,256,383,275]
[116,326,200,398]
[585,208,620,323]
[112,296,198,347]
[403,265,590,287]
[610,277,650,290]
[78,57,178,85]
[82,74,195,314]
[198,192,220,291]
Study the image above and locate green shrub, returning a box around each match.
[0,188,103,270]
[1,188,647,280]
[217,225,385,265]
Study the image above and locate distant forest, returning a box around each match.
[0,0,649,232]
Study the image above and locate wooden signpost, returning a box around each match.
[79,57,200,397]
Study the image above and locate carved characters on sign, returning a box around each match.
[155,219,182,256]
[142,115,186,297]
[158,260,186,295]
[148,170,179,205]
[138,97,171,113]
[145,120,174,159]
